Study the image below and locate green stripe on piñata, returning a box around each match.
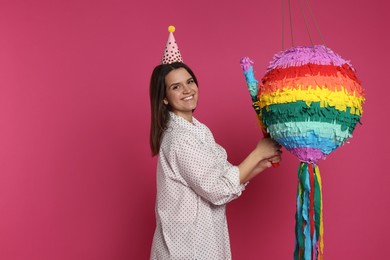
[260,101,361,135]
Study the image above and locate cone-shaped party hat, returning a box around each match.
[161,25,183,64]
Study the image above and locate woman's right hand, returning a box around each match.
[238,137,282,183]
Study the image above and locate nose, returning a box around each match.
[183,84,191,93]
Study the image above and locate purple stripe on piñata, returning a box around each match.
[290,147,327,163]
[266,45,354,72]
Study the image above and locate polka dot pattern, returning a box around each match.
[161,40,183,64]
[150,112,246,259]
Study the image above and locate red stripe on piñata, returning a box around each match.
[262,64,360,85]
[259,74,364,98]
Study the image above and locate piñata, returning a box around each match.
[240,45,365,260]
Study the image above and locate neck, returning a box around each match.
[173,111,193,123]
[182,114,193,123]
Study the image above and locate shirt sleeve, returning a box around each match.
[167,131,246,205]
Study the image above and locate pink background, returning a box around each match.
[1,0,389,259]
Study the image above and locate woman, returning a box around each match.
[149,62,281,259]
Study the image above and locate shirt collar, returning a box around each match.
[168,111,200,128]
[168,111,208,143]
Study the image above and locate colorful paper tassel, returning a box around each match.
[294,163,323,260]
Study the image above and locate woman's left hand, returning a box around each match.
[256,153,282,170]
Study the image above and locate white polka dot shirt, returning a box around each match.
[150,112,246,260]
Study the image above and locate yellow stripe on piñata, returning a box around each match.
[259,86,364,115]
[261,74,364,98]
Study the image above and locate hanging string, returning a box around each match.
[288,0,294,47]
[298,0,314,46]
[304,0,326,46]
[283,0,325,48]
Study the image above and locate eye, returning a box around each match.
[171,84,180,90]
[187,78,195,84]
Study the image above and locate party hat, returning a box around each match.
[161,25,183,64]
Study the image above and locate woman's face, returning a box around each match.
[164,67,198,122]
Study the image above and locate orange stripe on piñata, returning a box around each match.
[261,63,360,85]
[260,74,364,98]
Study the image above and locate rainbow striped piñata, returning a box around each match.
[240,45,365,260]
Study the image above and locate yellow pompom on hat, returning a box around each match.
[161,25,183,64]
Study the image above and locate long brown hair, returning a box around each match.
[149,62,198,156]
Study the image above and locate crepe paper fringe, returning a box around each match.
[290,148,326,164]
[267,120,354,162]
[243,66,259,100]
[260,74,364,99]
[240,57,254,72]
[239,59,267,132]
[294,162,324,260]
[260,102,360,162]
[262,63,361,86]
[240,58,257,98]
[278,131,339,154]
[268,121,352,141]
[240,60,279,167]
[259,87,364,115]
[266,45,354,72]
[261,101,361,134]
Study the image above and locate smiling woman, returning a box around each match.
[149,62,199,156]
[148,27,282,260]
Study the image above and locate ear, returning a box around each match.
[163,99,168,105]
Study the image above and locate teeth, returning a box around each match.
[183,96,193,101]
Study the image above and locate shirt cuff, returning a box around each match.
[227,165,247,194]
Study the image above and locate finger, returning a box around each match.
[270,153,282,159]
[264,161,273,168]
[270,156,282,163]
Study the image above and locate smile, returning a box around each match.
[182,96,194,101]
